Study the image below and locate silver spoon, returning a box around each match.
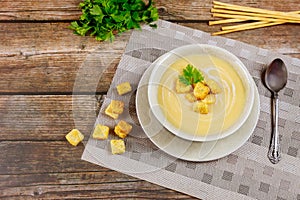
[264,58,288,164]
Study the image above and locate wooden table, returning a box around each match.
[1,0,299,199]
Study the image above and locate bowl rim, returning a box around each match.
[148,44,255,142]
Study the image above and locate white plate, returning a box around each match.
[147,44,255,142]
[136,62,260,162]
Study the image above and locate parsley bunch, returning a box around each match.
[179,64,204,86]
[70,0,159,41]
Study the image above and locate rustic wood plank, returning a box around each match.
[0,22,128,93]
[0,0,82,21]
[0,95,100,141]
[0,52,120,93]
[1,22,299,93]
[0,171,134,187]
[0,172,192,199]
[1,0,299,21]
[0,141,95,174]
[0,141,194,199]
[1,183,192,199]
[1,179,192,199]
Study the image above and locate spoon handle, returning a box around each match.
[268,94,281,164]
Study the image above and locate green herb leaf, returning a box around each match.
[90,5,103,16]
[69,0,159,42]
[179,64,204,86]
[179,75,191,86]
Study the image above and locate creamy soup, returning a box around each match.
[157,54,246,137]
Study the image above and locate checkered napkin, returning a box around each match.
[82,20,300,200]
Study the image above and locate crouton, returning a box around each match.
[202,94,216,104]
[105,106,119,119]
[92,124,110,140]
[116,82,132,95]
[108,100,124,114]
[176,79,192,93]
[193,101,209,114]
[104,100,124,119]
[193,82,210,100]
[114,120,132,139]
[110,139,125,154]
[185,93,197,103]
[205,79,222,94]
[65,129,84,146]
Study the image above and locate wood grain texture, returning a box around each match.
[0,22,128,93]
[0,95,101,140]
[0,0,82,20]
[0,141,193,199]
[0,0,300,21]
[0,22,299,93]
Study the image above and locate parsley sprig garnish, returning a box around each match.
[179,64,204,86]
[70,0,159,42]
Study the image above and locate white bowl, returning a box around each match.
[148,44,254,142]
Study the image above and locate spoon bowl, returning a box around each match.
[265,58,288,93]
[264,58,288,164]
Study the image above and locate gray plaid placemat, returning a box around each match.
[82,20,300,200]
